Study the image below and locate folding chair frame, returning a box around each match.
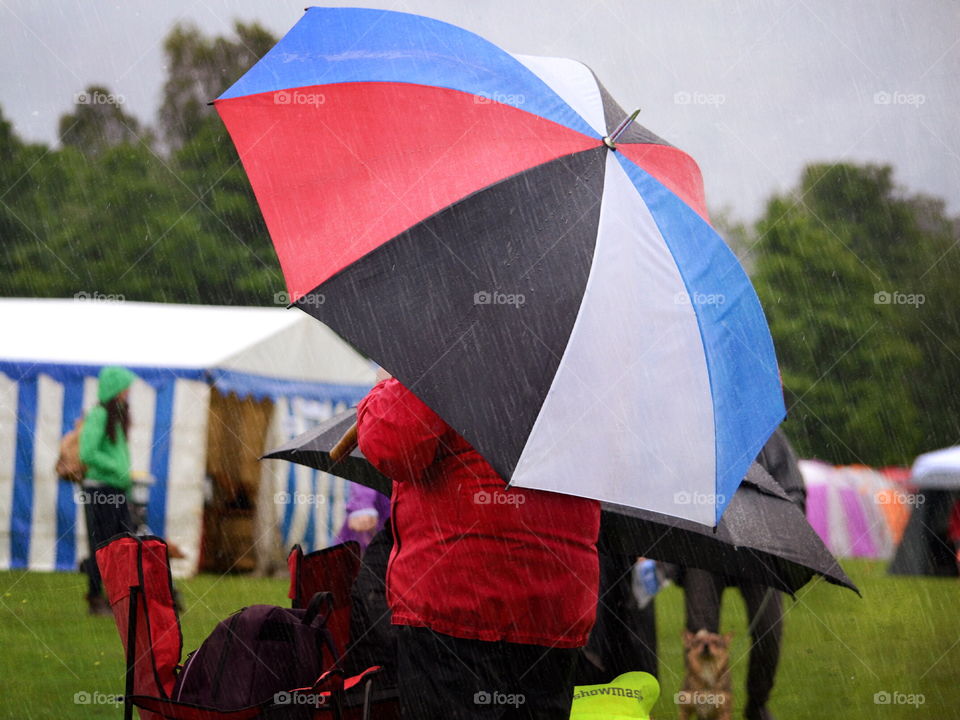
[98,534,382,720]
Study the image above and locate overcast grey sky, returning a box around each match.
[1,0,957,221]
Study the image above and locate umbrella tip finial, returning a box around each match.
[602,108,641,149]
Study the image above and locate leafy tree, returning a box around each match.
[752,163,960,464]
[171,115,282,304]
[1,21,282,305]
[0,108,39,256]
[155,19,282,304]
[901,199,960,450]
[159,21,275,150]
[58,85,149,157]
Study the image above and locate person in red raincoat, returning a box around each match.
[357,377,600,719]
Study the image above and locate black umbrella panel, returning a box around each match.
[264,410,857,596]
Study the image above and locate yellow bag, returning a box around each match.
[570,671,659,720]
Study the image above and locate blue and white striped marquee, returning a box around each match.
[1,299,375,576]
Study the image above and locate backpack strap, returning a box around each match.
[298,592,344,720]
[302,591,333,628]
[303,592,345,673]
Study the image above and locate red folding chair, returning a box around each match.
[97,534,381,720]
[287,543,361,656]
[287,544,400,720]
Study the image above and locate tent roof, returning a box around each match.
[912,446,960,489]
[0,298,376,388]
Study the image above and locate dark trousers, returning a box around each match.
[576,551,658,684]
[396,625,578,720]
[346,522,397,685]
[81,486,134,597]
[684,568,782,710]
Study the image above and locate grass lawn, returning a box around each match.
[0,559,957,718]
[650,559,959,717]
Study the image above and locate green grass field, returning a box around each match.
[0,559,957,718]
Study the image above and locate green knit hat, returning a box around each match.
[97,366,137,403]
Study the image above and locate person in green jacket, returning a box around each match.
[79,365,137,615]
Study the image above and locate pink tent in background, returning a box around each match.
[801,460,912,560]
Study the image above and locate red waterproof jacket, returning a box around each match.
[357,379,600,648]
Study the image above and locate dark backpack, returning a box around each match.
[172,592,338,712]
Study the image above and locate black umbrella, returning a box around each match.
[264,410,858,596]
[601,464,859,595]
[264,409,392,497]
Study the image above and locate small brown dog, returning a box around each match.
[677,629,733,720]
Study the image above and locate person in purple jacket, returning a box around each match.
[334,482,391,551]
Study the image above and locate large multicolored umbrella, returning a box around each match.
[216,7,784,525]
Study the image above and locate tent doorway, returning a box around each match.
[201,390,274,573]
